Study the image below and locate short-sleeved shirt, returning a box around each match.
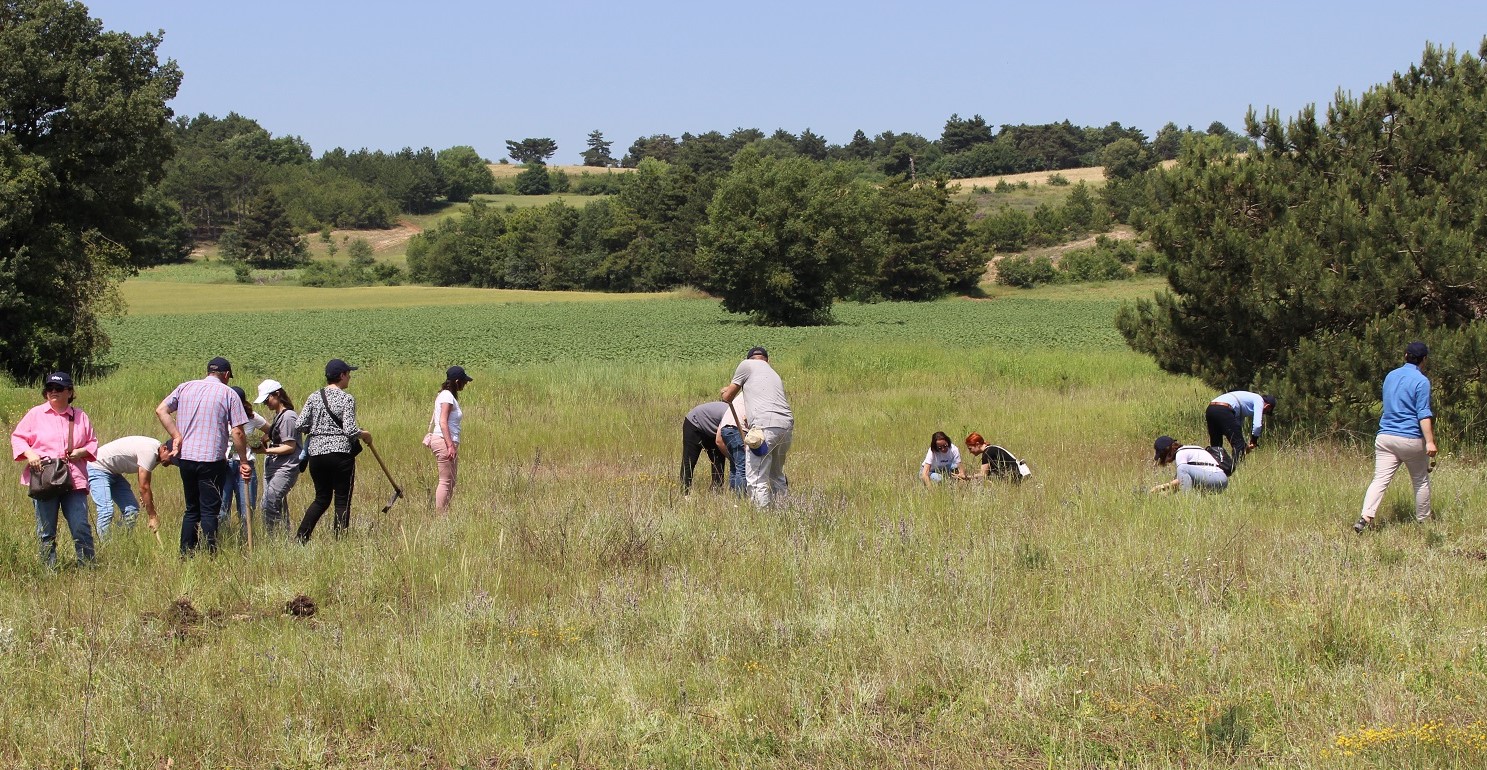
[731,359,793,430]
[431,390,464,443]
[685,402,728,435]
[719,400,748,430]
[226,414,268,462]
[1175,445,1219,470]
[91,436,163,476]
[1378,362,1433,439]
[923,445,962,472]
[266,409,299,449]
[978,445,1021,477]
[163,376,250,462]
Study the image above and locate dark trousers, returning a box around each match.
[178,459,226,554]
[298,452,355,542]
[680,419,727,492]
[1205,403,1248,460]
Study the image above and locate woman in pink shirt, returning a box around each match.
[10,372,99,568]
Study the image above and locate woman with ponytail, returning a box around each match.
[423,366,473,514]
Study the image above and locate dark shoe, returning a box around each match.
[1353,517,1369,534]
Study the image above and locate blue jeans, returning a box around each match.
[35,490,94,567]
[720,426,747,493]
[220,460,258,539]
[88,465,140,537]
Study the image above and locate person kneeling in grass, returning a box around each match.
[921,431,963,487]
[1149,436,1228,494]
[964,432,1028,482]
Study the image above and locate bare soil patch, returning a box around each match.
[982,225,1140,283]
[487,163,633,178]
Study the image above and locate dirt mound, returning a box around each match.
[285,594,317,618]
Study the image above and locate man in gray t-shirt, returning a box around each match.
[87,436,175,537]
[720,346,793,506]
[680,401,729,493]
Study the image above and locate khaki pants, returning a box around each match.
[1359,434,1431,523]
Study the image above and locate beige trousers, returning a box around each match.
[1359,434,1431,523]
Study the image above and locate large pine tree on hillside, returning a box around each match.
[1118,41,1487,441]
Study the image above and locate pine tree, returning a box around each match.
[1118,40,1487,440]
[581,130,614,167]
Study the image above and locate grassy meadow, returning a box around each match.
[2,276,1486,768]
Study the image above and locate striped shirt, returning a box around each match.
[163,376,249,462]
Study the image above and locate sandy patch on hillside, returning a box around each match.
[323,222,423,254]
[953,166,1109,190]
[487,163,634,178]
[982,225,1140,283]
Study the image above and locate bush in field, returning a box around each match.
[1058,246,1129,282]
[1118,41,1487,439]
[977,208,1034,252]
[220,191,309,268]
[437,145,495,202]
[1046,173,1070,186]
[515,163,552,195]
[996,255,1056,287]
[571,172,625,195]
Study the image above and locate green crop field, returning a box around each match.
[2,276,1485,769]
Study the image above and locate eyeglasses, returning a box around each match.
[43,385,68,393]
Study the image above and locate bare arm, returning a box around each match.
[720,383,741,403]
[438,401,456,459]
[231,425,249,479]
[1422,417,1437,456]
[137,468,160,532]
[921,463,933,487]
[155,400,182,460]
[714,423,727,454]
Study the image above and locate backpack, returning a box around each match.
[1205,446,1236,476]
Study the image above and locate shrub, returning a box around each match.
[977,208,1033,253]
[1058,246,1130,283]
[995,255,1056,287]
[1047,173,1070,186]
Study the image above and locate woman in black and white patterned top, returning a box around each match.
[296,359,372,542]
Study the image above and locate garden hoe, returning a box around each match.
[367,442,403,513]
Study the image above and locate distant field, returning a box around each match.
[120,279,672,315]
[487,163,634,178]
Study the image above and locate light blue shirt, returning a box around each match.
[1212,391,1268,437]
[1378,363,1432,439]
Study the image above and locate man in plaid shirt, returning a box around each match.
[156,356,250,554]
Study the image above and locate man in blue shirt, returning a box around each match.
[1206,390,1275,461]
[1355,341,1437,532]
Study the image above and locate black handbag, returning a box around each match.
[317,388,361,457]
[27,412,75,500]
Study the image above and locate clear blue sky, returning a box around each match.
[85,0,1487,165]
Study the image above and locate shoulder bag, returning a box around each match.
[319,388,362,457]
[28,411,75,500]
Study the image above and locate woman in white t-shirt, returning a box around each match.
[920,431,963,487]
[424,365,473,514]
[1150,435,1229,493]
[221,385,268,539]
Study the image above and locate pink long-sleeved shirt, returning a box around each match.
[10,402,98,491]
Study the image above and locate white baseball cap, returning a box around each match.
[254,379,283,404]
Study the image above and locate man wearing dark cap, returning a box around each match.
[156,356,250,554]
[1355,341,1436,532]
[1205,390,1275,461]
[719,346,793,507]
